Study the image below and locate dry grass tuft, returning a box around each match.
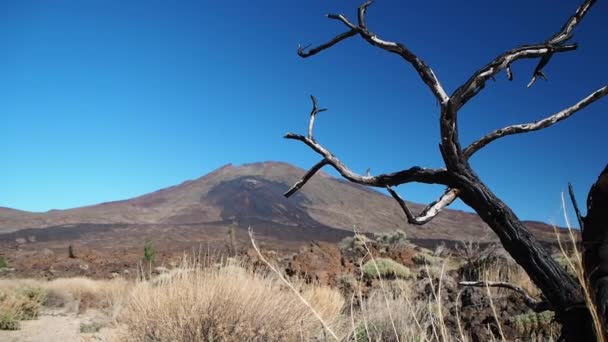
[44,277,130,316]
[0,280,47,330]
[120,260,345,341]
[357,286,432,342]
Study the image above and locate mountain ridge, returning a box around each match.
[0,161,564,244]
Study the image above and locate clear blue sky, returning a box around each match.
[0,0,606,225]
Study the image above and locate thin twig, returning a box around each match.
[459,280,550,312]
[248,227,340,341]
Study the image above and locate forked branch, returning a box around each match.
[459,280,550,312]
[452,44,576,108]
[297,1,449,104]
[463,85,608,158]
[284,98,452,198]
[452,0,596,107]
[307,95,327,141]
[387,186,460,225]
[284,131,450,192]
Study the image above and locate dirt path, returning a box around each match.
[0,310,120,342]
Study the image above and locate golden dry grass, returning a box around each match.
[119,260,345,341]
[45,277,130,316]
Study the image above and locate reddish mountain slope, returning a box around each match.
[0,162,564,244]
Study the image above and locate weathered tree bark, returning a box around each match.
[452,167,593,340]
[285,1,606,340]
[583,165,608,337]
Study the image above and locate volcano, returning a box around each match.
[0,161,564,248]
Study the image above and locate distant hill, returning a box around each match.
[0,161,565,245]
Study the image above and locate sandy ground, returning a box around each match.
[0,309,120,342]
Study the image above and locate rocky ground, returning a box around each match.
[0,231,565,341]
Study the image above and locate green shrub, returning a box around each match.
[0,256,8,269]
[512,310,559,337]
[80,322,102,333]
[374,230,408,247]
[362,258,411,279]
[336,273,357,295]
[0,286,47,330]
[338,234,371,254]
[0,311,20,330]
[19,287,47,320]
[411,253,440,266]
[144,241,156,263]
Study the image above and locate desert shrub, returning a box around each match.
[120,262,344,341]
[357,287,433,342]
[0,283,47,330]
[44,277,130,315]
[512,310,559,339]
[18,287,47,319]
[363,258,411,280]
[337,272,357,295]
[411,253,440,266]
[0,256,8,269]
[374,230,408,249]
[0,311,19,330]
[80,322,102,333]
[338,234,371,254]
[143,241,156,263]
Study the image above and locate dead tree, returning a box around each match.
[581,166,608,335]
[284,1,606,340]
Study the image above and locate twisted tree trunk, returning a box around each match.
[454,167,593,340]
[582,165,608,339]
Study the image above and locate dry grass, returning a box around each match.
[357,285,432,342]
[555,192,606,342]
[0,280,47,330]
[119,260,345,341]
[0,276,129,333]
[45,277,130,316]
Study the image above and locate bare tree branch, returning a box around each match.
[452,44,576,108]
[387,186,460,225]
[357,1,373,29]
[459,280,551,312]
[285,97,451,192]
[298,2,449,104]
[297,29,358,58]
[452,0,596,108]
[463,85,608,159]
[568,182,585,231]
[548,0,596,46]
[285,132,451,189]
[284,159,330,198]
[307,95,327,141]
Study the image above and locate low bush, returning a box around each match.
[0,256,8,269]
[0,282,47,330]
[374,230,408,248]
[362,258,411,280]
[120,262,344,341]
